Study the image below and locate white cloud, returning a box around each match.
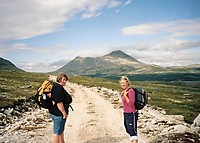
[115,9,120,13]
[12,44,51,52]
[123,0,132,6]
[18,62,56,73]
[19,58,70,73]
[153,39,200,52]
[107,0,122,8]
[116,39,200,66]
[0,0,122,41]
[80,0,121,19]
[121,19,200,37]
[81,12,102,19]
[138,49,200,67]
[120,19,200,66]
[13,39,200,72]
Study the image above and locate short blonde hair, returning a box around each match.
[56,73,68,82]
[119,76,131,85]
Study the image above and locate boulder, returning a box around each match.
[193,114,200,127]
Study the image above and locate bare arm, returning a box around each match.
[57,102,67,119]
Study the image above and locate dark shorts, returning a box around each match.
[124,111,138,140]
[50,114,66,135]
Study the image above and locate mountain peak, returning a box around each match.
[55,50,146,75]
[104,50,138,62]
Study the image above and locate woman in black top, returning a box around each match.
[49,73,72,143]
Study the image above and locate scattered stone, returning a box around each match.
[4,108,14,115]
[193,114,200,127]
[91,86,200,142]
[1,83,199,143]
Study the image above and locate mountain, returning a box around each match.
[54,50,165,76]
[53,50,200,81]
[0,57,23,71]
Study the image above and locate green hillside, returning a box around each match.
[0,70,199,123]
[0,57,23,71]
[0,70,48,107]
[54,50,200,81]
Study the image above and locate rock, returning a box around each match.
[193,114,200,127]
[10,125,21,132]
[150,132,199,143]
[22,125,45,130]
[173,125,192,133]
[48,75,57,82]
[4,108,14,116]
[191,126,200,134]
[168,115,185,122]
[97,87,101,91]
[0,108,4,113]
[20,85,33,89]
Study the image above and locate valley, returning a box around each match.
[0,50,200,123]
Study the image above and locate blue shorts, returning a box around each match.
[50,114,66,135]
[124,111,138,140]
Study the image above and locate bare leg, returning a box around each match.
[131,140,138,143]
[52,134,59,143]
[59,132,65,143]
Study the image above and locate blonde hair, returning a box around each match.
[56,73,68,82]
[119,76,131,85]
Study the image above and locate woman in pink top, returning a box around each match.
[119,76,138,143]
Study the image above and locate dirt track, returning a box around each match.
[0,82,150,143]
[63,83,149,143]
[2,81,198,143]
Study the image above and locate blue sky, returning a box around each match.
[0,0,200,72]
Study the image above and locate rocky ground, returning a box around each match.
[0,81,200,143]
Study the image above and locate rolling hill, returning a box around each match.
[0,57,24,72]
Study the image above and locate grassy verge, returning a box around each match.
[141,81,200,123]
[0,71,199,123]
[0,70,48,107]
[69,75,200,123]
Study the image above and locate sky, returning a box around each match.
[0,0,200,72]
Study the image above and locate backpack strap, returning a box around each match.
[126,87,132,92]
[69,105,74,111]
[125,87,134,98]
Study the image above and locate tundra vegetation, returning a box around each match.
[0,70,199,123]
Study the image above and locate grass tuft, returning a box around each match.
[0,71,199,123]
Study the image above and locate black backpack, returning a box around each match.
[133,87,148,110]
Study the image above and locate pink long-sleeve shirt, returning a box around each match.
[121,87,136,113]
